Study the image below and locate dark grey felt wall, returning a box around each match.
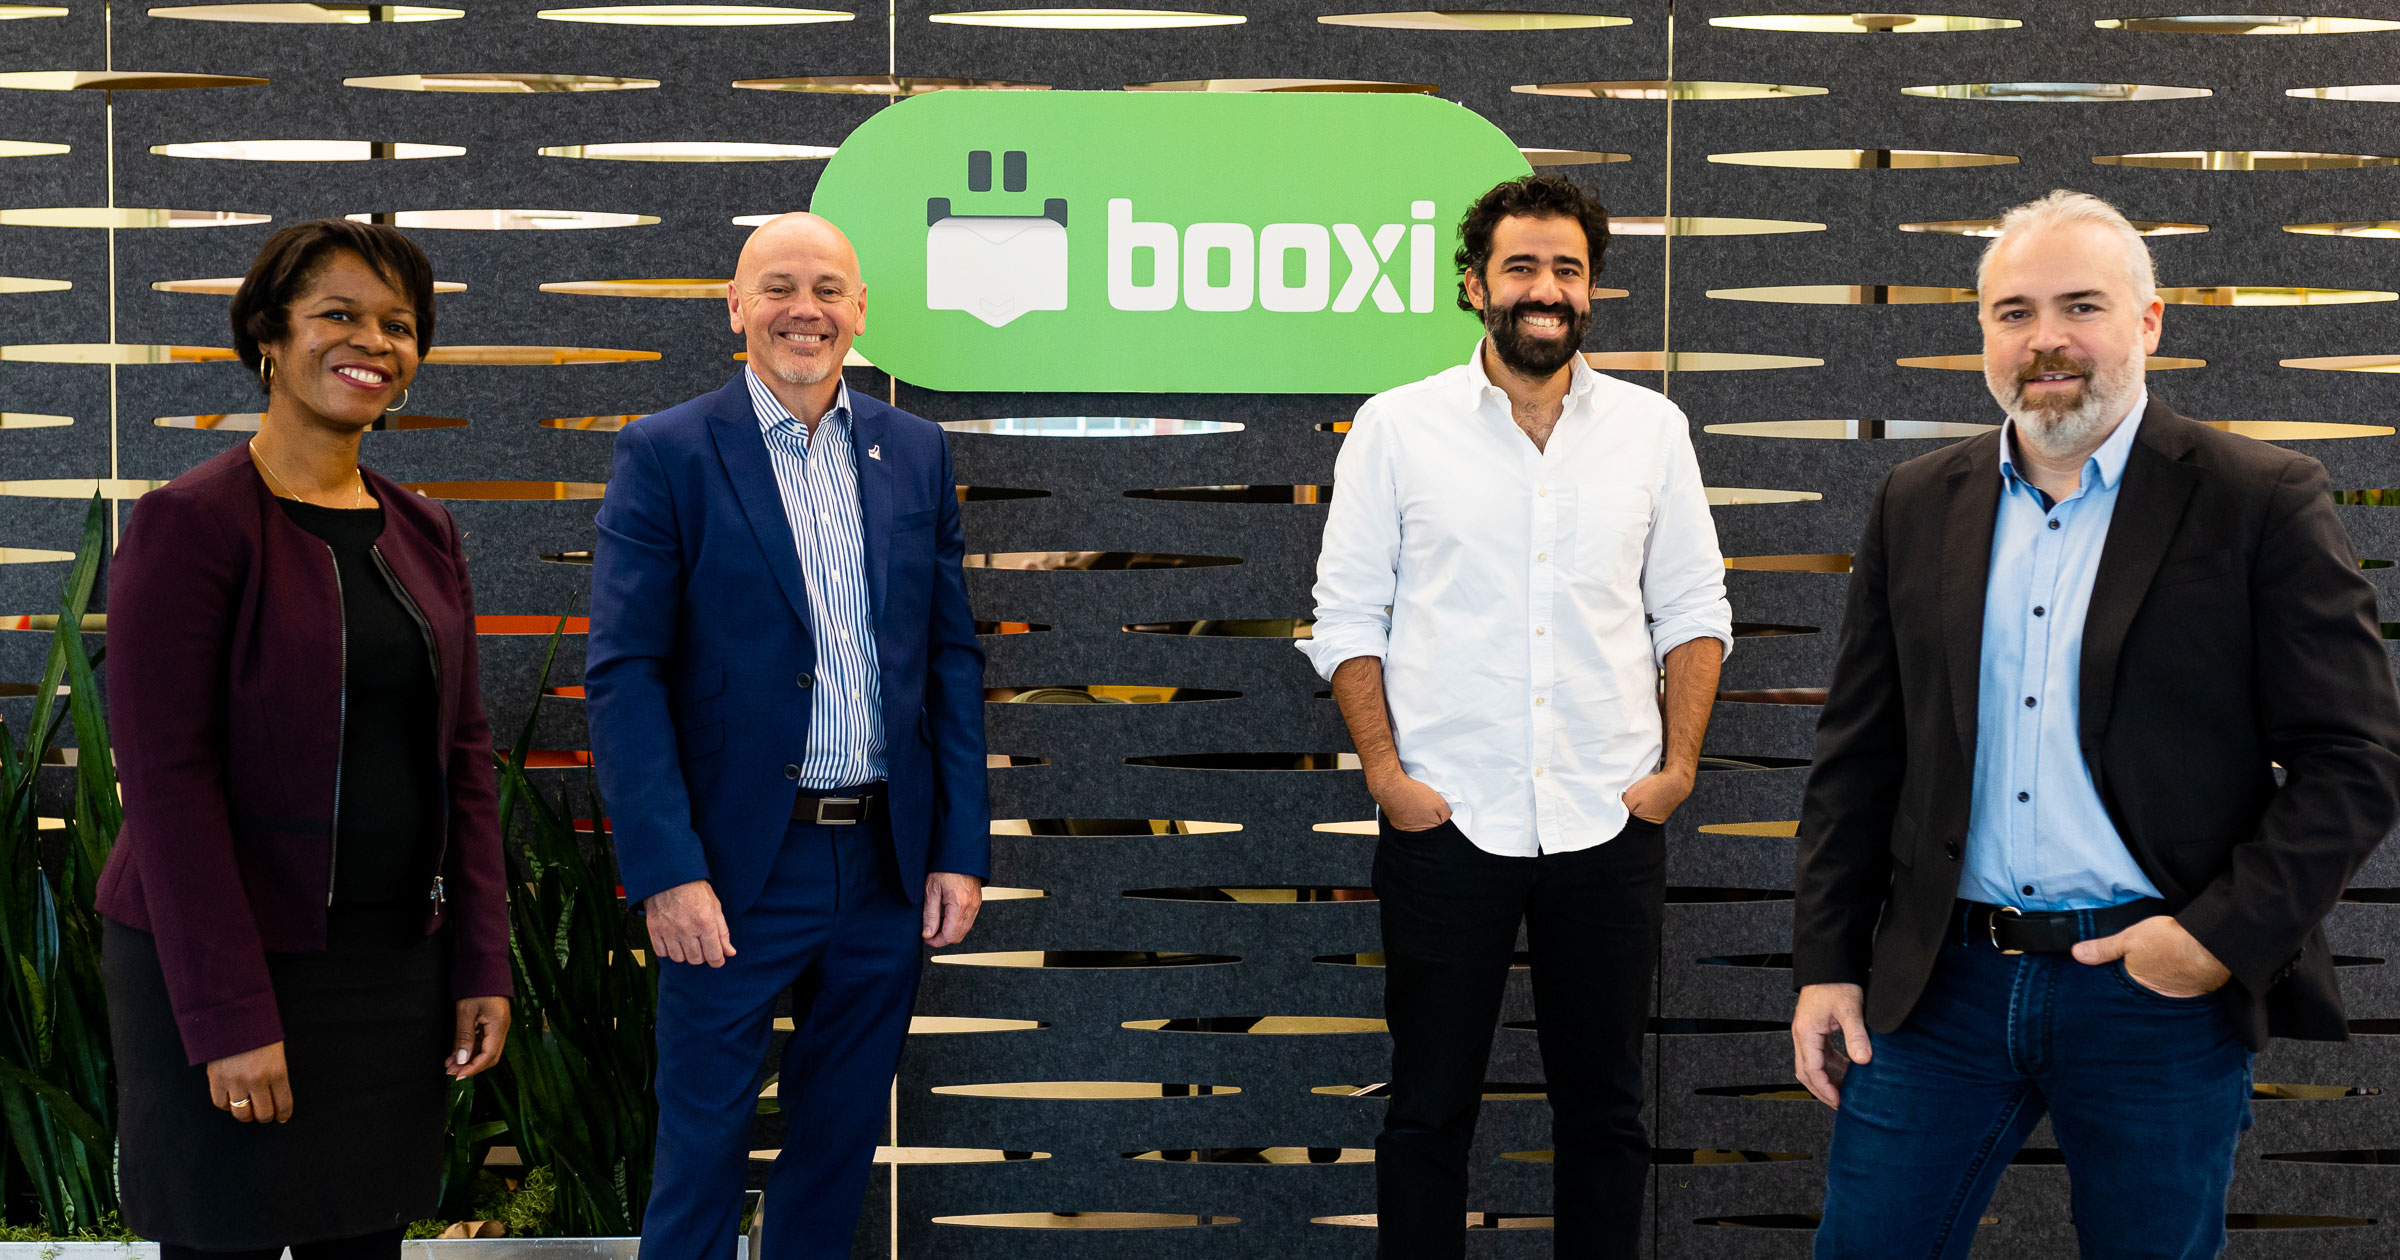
[4,0,2399,1255]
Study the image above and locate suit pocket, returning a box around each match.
[893,507,936,532]
[677,720,724,761]
[2152,549,2234,591]
[673,663,726,707]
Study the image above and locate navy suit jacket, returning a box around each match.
[587,374,989,914]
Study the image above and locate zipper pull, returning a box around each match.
[431,875,446,909]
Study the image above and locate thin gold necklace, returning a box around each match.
[253,443,369,509]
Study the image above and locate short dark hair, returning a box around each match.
[1453,175,1611,311]
[230,218,438,390]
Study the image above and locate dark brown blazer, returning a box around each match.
[1794,400,2400,1049]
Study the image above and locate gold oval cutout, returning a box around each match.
[1710,148,2014,169]
[2210,420,2396,439]
[2285,356,2400,373]
[0,343,234,363]
[1515,80,1826,99]
[1904,82,2209,101]
[149,3,461,20]
[0,413,73,429]
[2290,85,2400,102]
[1134,1147,1374,1163]
[349,208,657,229]
[732,74,1049,93]
[423,346,657,365]
[157,276,466,294]
[402,481,604,499]
[1587,351,1824,371]
[1123,1016,1388,1034]
[1608,215,1825,236]
[541,279,728,298]
[539,141,833,161]
[935,1213,1239,1229]
[1522,147,1631,165]
[1903,218,2205,236]
[1725,554,1852,572]
[0,5,69,16]
[0,275,70,291]
[1321,10,1627,30]
[345,72,659,92]
[1705,420,1996,439]
[1128,78,1432,92]
[2285,222,2400,238]
[0,70,268,90]
[1715,12,2017,31]
[151,140,462,160]
[0,479,169,498]
[931,1082,1238,1099]
[1708,284,1974,303]
[933,8,1242,28]
[2099,14,2400,33]
[2161,286,2394,305]
[2097,150,2398,170]
[0,207,266,227]
[1705,487,1824,505]
[0,140,70,158]
[539,4,851,22]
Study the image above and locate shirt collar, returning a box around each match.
[1999,388,2148,495]
[1462,336,1599,411]
[746,365,851,438]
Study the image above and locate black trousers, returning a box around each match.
[158,1225,402,1260]
[1372,815,1665,1259]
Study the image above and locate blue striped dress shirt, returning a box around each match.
[1958,394,2163,911]
[746,367,885,791]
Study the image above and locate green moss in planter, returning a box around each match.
[0,1212,137,1241]
[405,1167,560,1240]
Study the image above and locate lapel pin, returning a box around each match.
[867,443,882,460]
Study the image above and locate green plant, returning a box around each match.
[486,614,658,1236]
[0,494,122,1233]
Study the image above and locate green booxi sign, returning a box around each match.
[811,90,1533,394]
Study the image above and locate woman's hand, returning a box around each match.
[208,1041,294,1123]
[448,996,512,1078]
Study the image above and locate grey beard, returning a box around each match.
[766,358,834,387]
[1989,347,2144,460]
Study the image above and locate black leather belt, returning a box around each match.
[1957,897,2168,954]
[793,782,885,826]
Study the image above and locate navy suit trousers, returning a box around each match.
[641,818,923,1260]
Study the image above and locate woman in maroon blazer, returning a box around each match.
[96,220,512,1259]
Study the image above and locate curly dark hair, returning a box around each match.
[230,218,438,391]
[1453,174,1611,311]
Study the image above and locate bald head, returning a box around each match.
[735,212,861,286]
[729,211,868,411]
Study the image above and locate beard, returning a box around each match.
[1483,297,1591,379]
[1985,342,2145,460]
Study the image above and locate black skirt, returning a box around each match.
[106,912,453,1249]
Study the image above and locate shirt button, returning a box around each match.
[1538,488,1549,498]
[797,673,814,688]
[1535,697,1547,707]
[2033,606,2046,617]
[2047,520,2061,531]
[2024,696,2036,708]
[1534,767,1546,777]
[2017,791,2030,803]
[784,764,801,780]
[1537,552,1548,562]
[2023,885,2036,896]
[1536,626,1547,636]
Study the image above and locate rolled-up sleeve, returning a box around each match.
[1297,401,1401,681]
[1641,412,1734,667]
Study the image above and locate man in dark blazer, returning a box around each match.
[587,212,988,1259]
[1791,190,2400,1258]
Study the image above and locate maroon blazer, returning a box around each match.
[95,443,512,1065]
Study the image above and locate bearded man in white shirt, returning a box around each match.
[1301,174,1734,1259]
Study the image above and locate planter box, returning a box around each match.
[0,1241,747,1259]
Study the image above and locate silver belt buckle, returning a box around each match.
[814,796,864,826]
[1988,905,2024,955]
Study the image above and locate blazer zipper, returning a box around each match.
[370,545,450,907]
[322,540,348,907]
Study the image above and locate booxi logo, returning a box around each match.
[811,91,1533,394]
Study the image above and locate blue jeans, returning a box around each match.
[1815,919,2253,1259]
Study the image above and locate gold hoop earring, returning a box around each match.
[258,357,274,390]
[386,386,409,414]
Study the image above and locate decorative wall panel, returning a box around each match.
[3,0,2396,1255]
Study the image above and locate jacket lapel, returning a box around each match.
[2078,401,2203,754]
[703,376,814,631]
[849,397,893,623]
[1940,434,2004,767]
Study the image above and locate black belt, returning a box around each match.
[793,782,885,826]
[1956,897,2168,954]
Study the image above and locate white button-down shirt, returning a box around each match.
[1299,343,1734,856]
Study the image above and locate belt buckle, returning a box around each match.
[1987,905,2024,955]
[814,796,864,826]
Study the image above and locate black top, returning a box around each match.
[278,498,441,907]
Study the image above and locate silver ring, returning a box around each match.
[229,1098,251,1109]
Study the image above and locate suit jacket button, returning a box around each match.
[796,672,814,689]
[1945,842,1960,860]
[784,763,801,780]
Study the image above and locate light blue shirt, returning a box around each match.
[1958,395,2164,911]
[746,367,886,790]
